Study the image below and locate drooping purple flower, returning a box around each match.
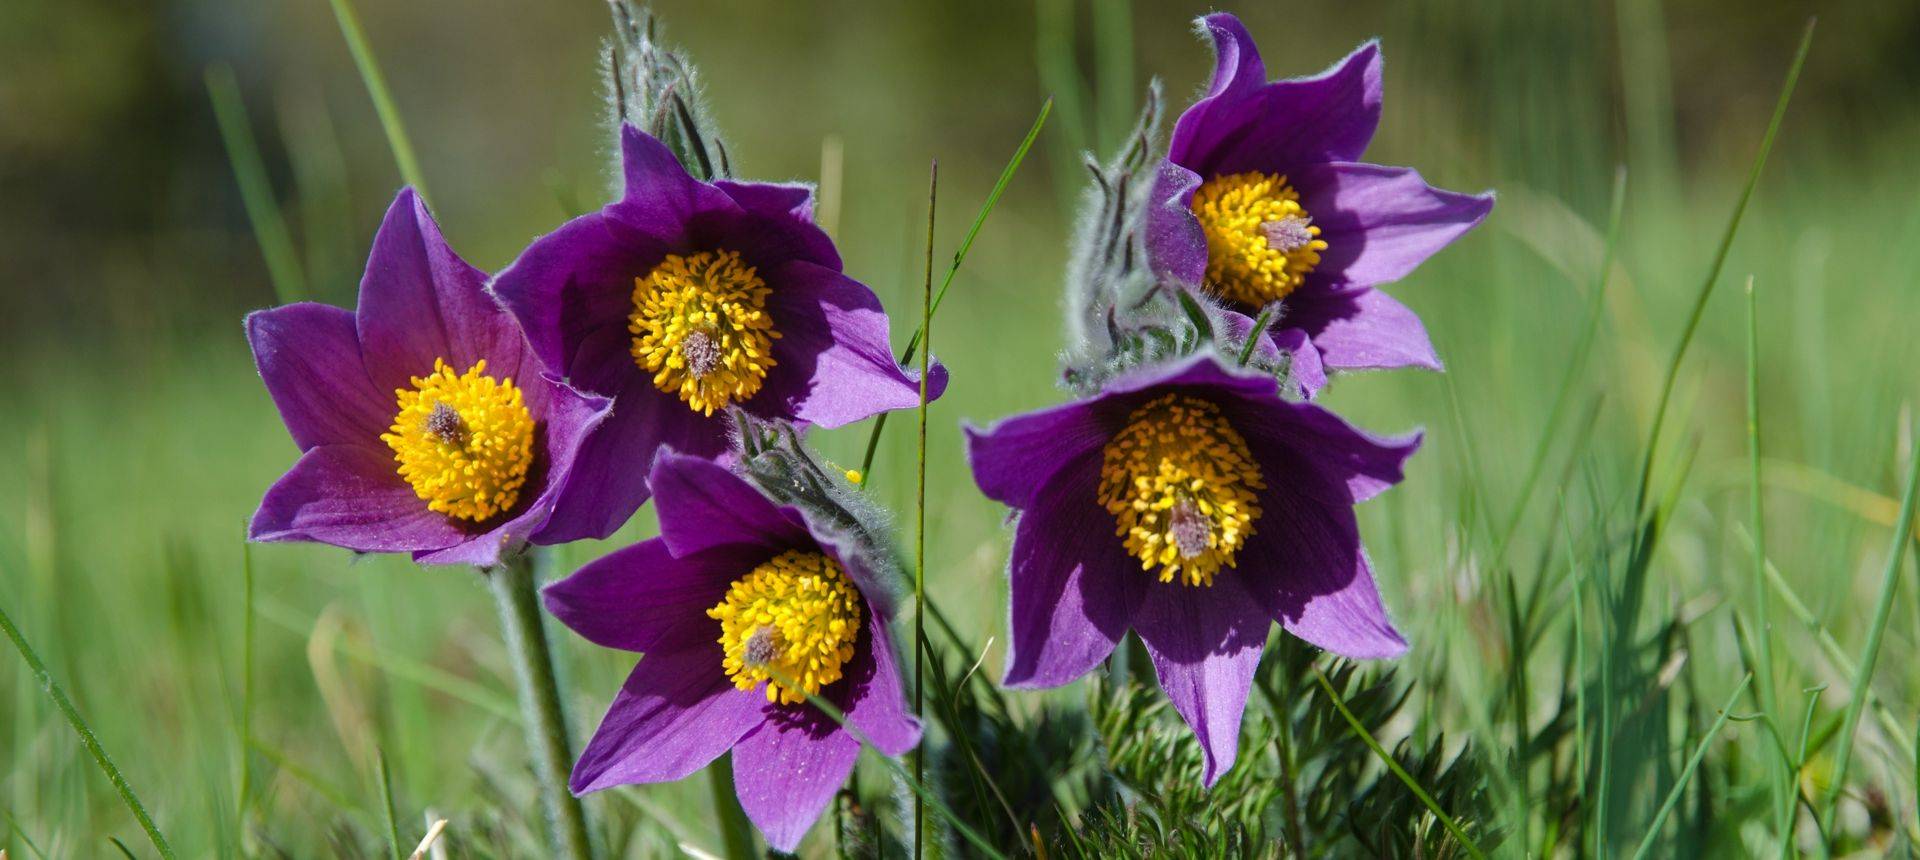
[491,125,946,542]
[1149,13,1494,375]
[545,451,919,852]
[247,189,612,568]
[965,351,1418,784]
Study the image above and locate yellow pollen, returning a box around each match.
[381,358,536,522]
[1190,171,1329,306]
[629,249,781,415]
[1097,394,1265,587]
[707,549,862,706]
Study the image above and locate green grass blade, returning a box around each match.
[378,750,402,860]
[1311,665,1487,860]
[1629,19,1814,526]
[1820,429,1920,832]
[108,837,138,859]
[706,754,755,860]
[1743,274,1789,844]
[205,63,309,303]
[913,159,935,860]
[857,99,1050,482]
[0,600,176,859]
[327,0,430,203]
[236,535,256,834]
[1493,166,1626,562]
[1631,674,1752,860]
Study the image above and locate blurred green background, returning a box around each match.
[4,0,1920,855]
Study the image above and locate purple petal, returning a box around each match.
[571,646,766,793]
[1284,285,1443,372]
[544,538,760,653]
[1237,492,1407,659]
[1269,327,1327,398]
[1171,23,1382,177]
[491,209,669,377]
[250,445,464,553]
[531,327,730,544]
[1001,452,1143,688]
[355,189,521,394]
[755,260,944,428]
[246,303,391,451]
[730,712,861,853]
[1231,399,1421,506]
[838,610,921,756]
[1146,161,1209,286]
[650,451,808,557]
[1294,162,1494,290]
[613,124,740,240]
[1131,577,1270,787]
[714,180,817,222]
[711,180,842,271]
[964,398,1109,511]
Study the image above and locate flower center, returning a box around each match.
[708,549,862,706]
[381,359,536,523]
[629,249,781,416]
[1190,171,1328,307]
[1097,393,1265,587]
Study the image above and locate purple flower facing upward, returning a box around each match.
[247,189,611,568]
[492,125,946,543]
[545,451,919,853]
[1150,13,1494,374]
[966,352,1418,784]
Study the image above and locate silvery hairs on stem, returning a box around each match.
[1062,80,1164,365]
[602,1,731,184]
[729,409,909,615]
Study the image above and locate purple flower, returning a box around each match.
[965,352,1418,784]
[545,451,919,852]
[492,125,946,542]
[1149,13,1494,374]
[247,189,612,568]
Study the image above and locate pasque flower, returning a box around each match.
[247,189,611,567]
[545,451,919,852]
[1149,13,1494,374]
[966,351,1418,784]
[492,125,946,542]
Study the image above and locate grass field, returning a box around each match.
[5,1,1920,857]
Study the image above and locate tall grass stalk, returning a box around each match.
[857,100,1050,481]
[326,0,430,203]
[377,750,402,860]
[914,159,938,859]
[205,63,308,303]
[487,555,594,860]
[1743,274,1789,843]
[0,599,176,859]
[706,754,754,860]
[1819,430,1920,834]
[1311,665,1486,859]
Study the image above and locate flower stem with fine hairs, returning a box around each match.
[489,551,595,860]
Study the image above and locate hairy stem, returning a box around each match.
[488,553,595,860]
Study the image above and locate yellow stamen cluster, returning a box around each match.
[708,550,862,706]
[381,359,536,522]
[1098,394,1265,587]
[1191,171,1328,306]
[629,249,780,415]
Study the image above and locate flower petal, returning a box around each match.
[355,188,521,394]
[571,646,766,794]
[614,124,740,240]
[1284,284,1443,372]
[1231,398,1420,506]
[1215,307,1327,399]
[250,445,464,553]
[837,609,921,756]
[1237,493,1407,659]
[1146,161,1210,286]
[245,303,390,451]
[1295,162,1493,290]
[756,260,944,429]
[650,451,809,558]
[964,398,1109,511]
[1171,22,1382,177]
[1131,577,1270,787]
[531,327,730,544]
[1001,452,1143,688]
[544,538,759,653]
[491,209,670,377]
[730,713,861,854]
[711,180,841,271]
